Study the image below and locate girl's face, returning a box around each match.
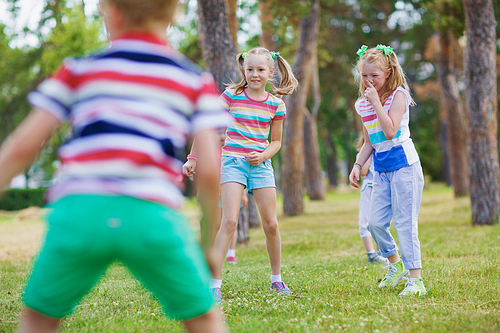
[361,60,391,96]
[244,54,274,92]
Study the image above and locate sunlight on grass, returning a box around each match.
[0,183,499,332]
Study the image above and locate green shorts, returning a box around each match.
[23,195,213,320]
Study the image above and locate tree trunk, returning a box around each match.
[325,133,338,187]
[439,121,452,186]
[303,54,325,200]
[258,0,276,51]
[198,0,250,241]
[224,0,240,53]
[198,0,240,91]
[463,0,500,225]
[247,195,260,228]
[435,31,469,196]
[281,0,320,215]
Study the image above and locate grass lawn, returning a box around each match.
[1,183,499,332]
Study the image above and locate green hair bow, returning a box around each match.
[356,45,368,59]
[376,44,393,56]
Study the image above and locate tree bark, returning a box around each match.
[198,0,240,91]
[258,0,276,51]
[224,0,240,53]
[303,54,325,200]
[281,0,320,215]
[435,31,469,196]
[198,0,250,241]
[325,133,338,187]
[463,0,500,225]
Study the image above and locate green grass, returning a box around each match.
[1,183,499,332]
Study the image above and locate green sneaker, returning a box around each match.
[378,260,408,288]
[399,278,427,297]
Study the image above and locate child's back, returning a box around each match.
[31,33,223,209]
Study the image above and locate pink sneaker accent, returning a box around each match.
[270,281,291,295]
[211,287,221,303]
[226,256,237,264]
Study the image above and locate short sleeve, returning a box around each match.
[217,89,235,111]
[273,98,286,120]
[27,58,77,122]
[191,73,230,134]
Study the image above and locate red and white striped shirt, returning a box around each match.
[28,32,228,209]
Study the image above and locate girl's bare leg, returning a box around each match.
[252,187,281,275]
[212,182,245,279]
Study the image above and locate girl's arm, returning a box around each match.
[245,119,283,166]
[365,81,406,140]
[349,127,373,188]
[360,155,371,177]
[0,108,61,190]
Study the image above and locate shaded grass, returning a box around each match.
[1,183,499,332]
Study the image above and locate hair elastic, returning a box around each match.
[270,51,280,59]
[356,45,368,59]
[242,53,247,59]
[375,44,393,56]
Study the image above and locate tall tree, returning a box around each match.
[281,0,320,215]
[198,0,239,90]
[463,0,500,225]
[436,31,469,196]
[303,53,325,200]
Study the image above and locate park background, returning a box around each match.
[0,0,499,332]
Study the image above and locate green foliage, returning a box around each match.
[40,6,103,75]
[1,185,499,332]
[0,188,47,211]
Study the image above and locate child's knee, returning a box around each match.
[262,219,279,236]
[222,217,238,233]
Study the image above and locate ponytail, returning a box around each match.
[274,54,298,96]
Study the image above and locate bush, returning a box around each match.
[0,188,47,211]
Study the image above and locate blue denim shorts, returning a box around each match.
[220,155,275,194]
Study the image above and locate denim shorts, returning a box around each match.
[220,155,275,193]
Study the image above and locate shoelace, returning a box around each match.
[402,277,417,291]
[382,264,397,280]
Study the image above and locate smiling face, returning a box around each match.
[361,60,391,97]
[244,54,274,93]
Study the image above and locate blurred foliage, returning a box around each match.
[0,188,47,210]
[4,0,500,186]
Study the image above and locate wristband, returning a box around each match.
[187,154,198,161]
[354,162,362,168]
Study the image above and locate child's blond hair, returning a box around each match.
[101,0,178,27]
[356,46,415,105]
[228,47,298,96]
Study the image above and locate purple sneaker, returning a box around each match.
[211,287,221,303]
[270,281,291,295]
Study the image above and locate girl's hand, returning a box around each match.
[349,165,361,188]
[245,152,265,166]
[364,81,380,106]
[182,159,197,177]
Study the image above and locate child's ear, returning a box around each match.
[269,67,275,78]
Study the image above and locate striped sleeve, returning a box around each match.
[274,98,286,120]
[218,89,234,111]
[27,59,76,121]
[191,72,230,134]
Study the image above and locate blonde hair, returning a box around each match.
[356,46,415,105]
[101,0,178,27]
[227,47,298,96]
[355,134,364,152]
